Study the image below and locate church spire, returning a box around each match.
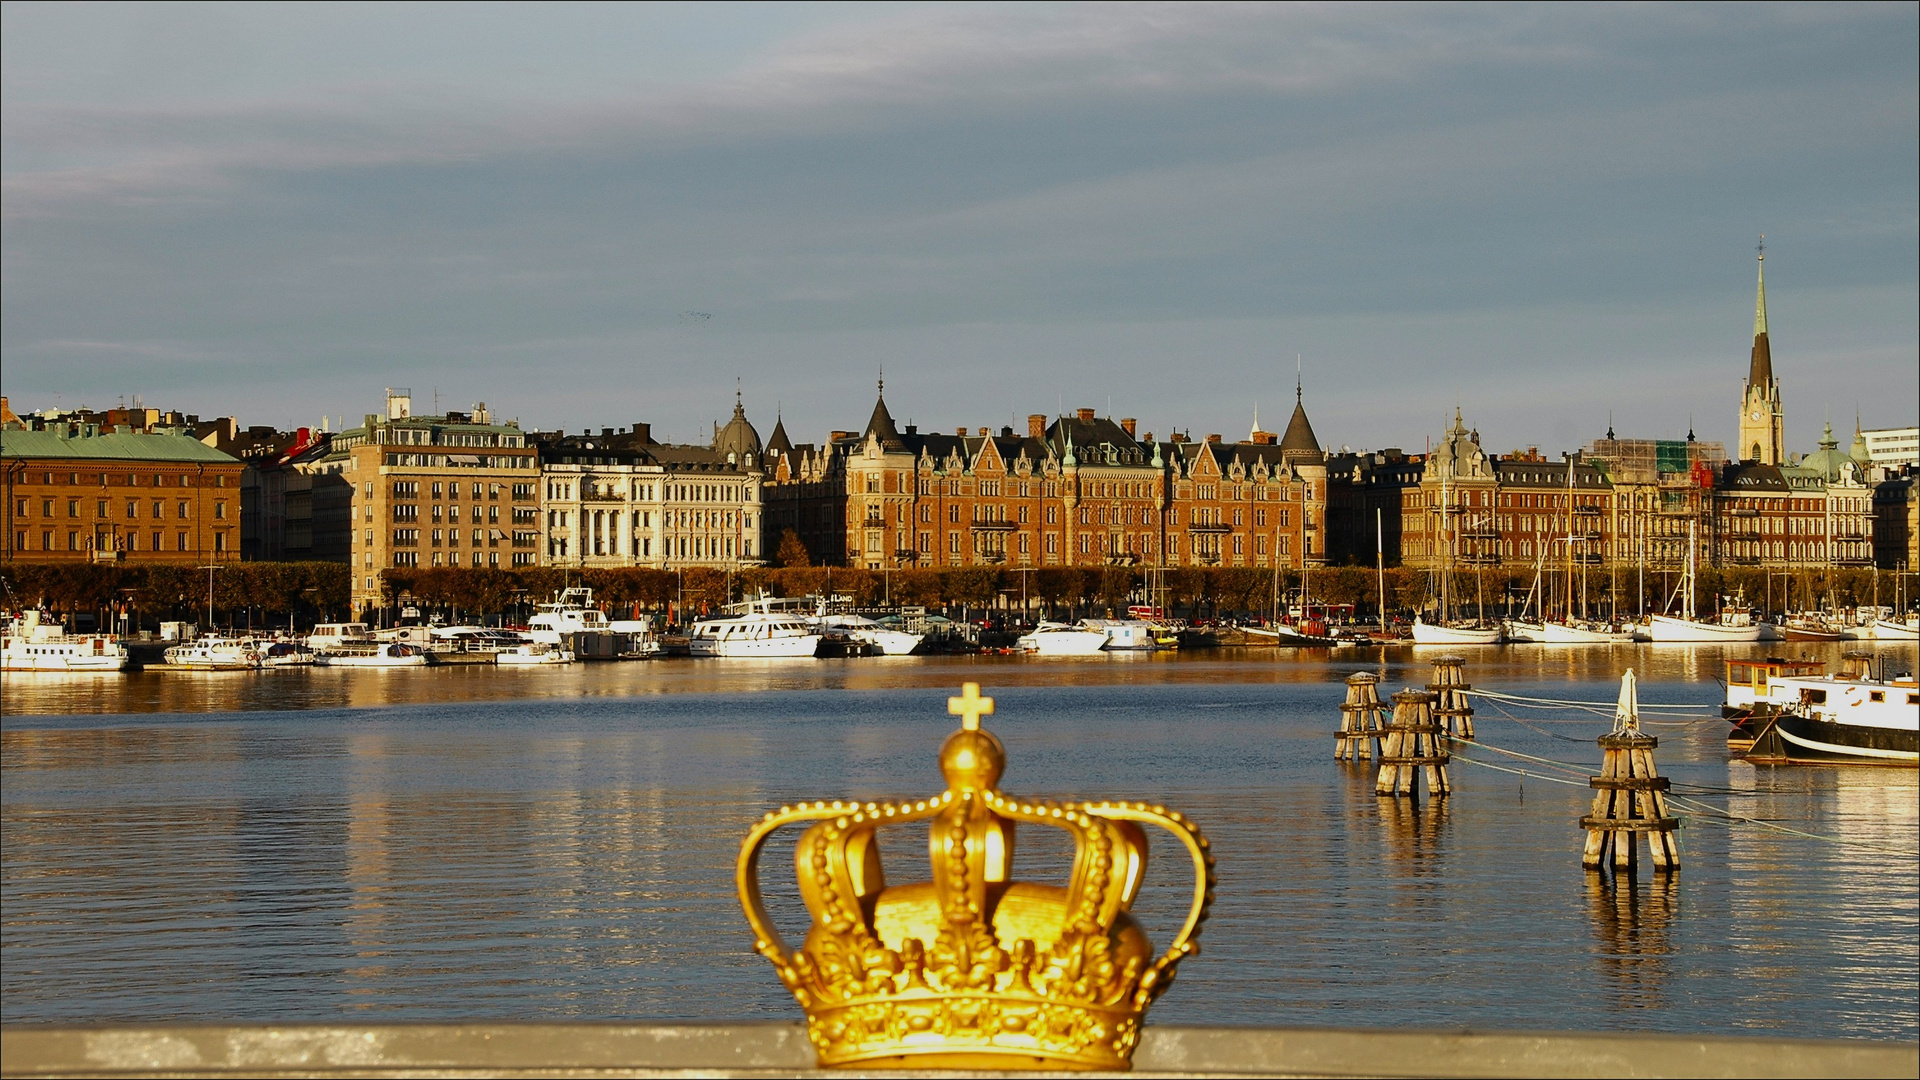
[1753,237,1768,337]
[1748,236,1773,387]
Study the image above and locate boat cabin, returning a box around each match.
[1725,657,1825,715]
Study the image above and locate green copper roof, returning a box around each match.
[1,429,241,464]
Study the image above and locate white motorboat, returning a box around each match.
[496,642,574,665]
[1540,620,1634,644]
[1410,618,1503,645]
[307,622,373,651]
[2,611,130,672]
[689,596,823,658]
[255,640,317,667]
[1078,619,1165,652]
[528,588,613,643]
[1643,614,1763,643]
[164,635,262,670]
[1872,617,1919,641]
[813,613,923,656]
[1014,622,1110,655]
[1503,620,1547,643]
[315,642,429,668]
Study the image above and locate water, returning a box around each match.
[4,646,1916,1039]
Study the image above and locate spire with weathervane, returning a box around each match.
[1738,237,1784,465]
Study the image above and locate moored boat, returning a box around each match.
[495,642,574,665]
[1410,618,1503,645]
[315,642,429,668]
[164,635,262,670]
[1540,620,1634,644]
[1727,652,1919,764]
[689,596,823,658]
[1077,619,1165,652]
[1872,617,1919,641]
[1644,613,1763,643]
[2,611,131,672]
[1014,622,1110,655]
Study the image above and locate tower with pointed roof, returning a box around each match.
[1738,241,1784,465]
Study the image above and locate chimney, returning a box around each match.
[602,427,614,438]
[1001,425,1014,438]
[831,431,853,441]
[904,424,917,435]
[956,426,968,437]
[1120,418,1137,438]
[1077,407,1096,421]
[978,427,989,437]
[1252,432,1278,446]
[1206,434,1222,443]
[1028,414,1047,439]
[1171,433,1187,444]
[632,422,651,443]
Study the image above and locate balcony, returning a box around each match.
[1187,523,1231,534]
[969,520,1017,532]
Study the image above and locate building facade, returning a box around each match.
[761,385,1327,574]
[534,399,766,571]
[321,392,541,613]
[2,426,245,565]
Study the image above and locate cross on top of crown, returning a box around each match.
[948,681,994,731]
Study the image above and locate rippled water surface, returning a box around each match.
[5,645,1916,1038]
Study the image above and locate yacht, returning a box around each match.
[2,611,131,672]
[314,642,429,668]
[689,596,823,658]
[1502,620,1547,643]
[1078,619,1166,652]
[255,640,317,667]
[307,623,373,651]
[1734,653,1918,765]
[1014,622,1110,655]
[164,635,262,670]
[1872,616,1919,641]
[496,642,574,666]
[528,588,612,643]
[813,612,923,656]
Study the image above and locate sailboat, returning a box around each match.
[1411,472,1502,644]
[1539,456,1632,644]
[1644,521,1762,642]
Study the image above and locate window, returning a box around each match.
[177,532,189,551]
[178,502,190,519]
[126,501,137,519]
[44,531,54,550]
[152,531,162,551]
[213,532,226,552]
[214,502,227,520]
[68,499,79,517]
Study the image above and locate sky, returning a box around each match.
[3,2,1915,456]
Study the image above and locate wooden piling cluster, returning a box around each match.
[1427,656,1475,740]
[1580,732,1679,874]
[1336,673,1389,760]
[1375,689,1451,800]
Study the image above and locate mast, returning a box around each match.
[1376,508,1387,631]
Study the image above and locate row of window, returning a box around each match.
[14,498,221,520]
[547,536,755,560]
[24,472,224,488]
[13,530,221,552]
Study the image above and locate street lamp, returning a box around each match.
[197,564,224,631]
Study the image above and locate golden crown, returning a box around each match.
[737,683,1215,1071]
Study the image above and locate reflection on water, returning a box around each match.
[1588,872,1677,1012]
[3,648,1915,1038]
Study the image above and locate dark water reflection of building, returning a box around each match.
[1587,871,1677,1011]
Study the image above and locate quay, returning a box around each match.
[2,1021,1913,1078]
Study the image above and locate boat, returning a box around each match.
[495,642,574,665]
[1540,620,1633,644]
[529,587,623,658]
[164,634,262,670]
[307,622,373,651]
[1014,622,1110,655]
[1783,618,1846,642]
[1736,653,1919,765]
[812,612,923,656]
[254,640,317,667]
[1503,620,1547,643]
[1642,522,1762,643]
[1077,619,1166,652]
[1872,617,1919,641]
[2,611,131,672]
[688,596,823,658]
[1410,618,1503,645]
[314,642,429,668]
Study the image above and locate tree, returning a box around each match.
[776,529,811,568]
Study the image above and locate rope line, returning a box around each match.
[1473,687,1706,713]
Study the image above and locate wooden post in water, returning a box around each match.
[1580,669,1679,874]
[1376,689,1450,800]
[1427,655,1475,740]
[1337,672,1388,760]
